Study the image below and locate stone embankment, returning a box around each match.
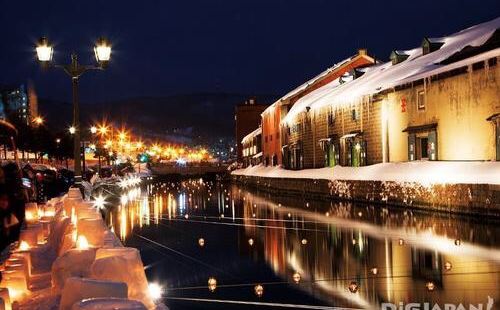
[0,187,166,310]
[231,174,500,217]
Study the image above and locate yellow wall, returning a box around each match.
[388,59,500,161]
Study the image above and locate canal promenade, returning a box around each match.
[232,161,500,217]
[0,186,167,310]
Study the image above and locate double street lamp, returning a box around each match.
[35,37,112,185]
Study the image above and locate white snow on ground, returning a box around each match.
[283,17,500,124]
[232,161,500,185]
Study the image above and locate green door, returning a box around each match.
[351,142,361,167]
[328,144,336,167]
[496,121,500,161]
[428,130,437,161]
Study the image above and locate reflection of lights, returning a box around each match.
[76,235,89,250]
[398,238,405,246]
[148,283,163,300]
[370,267,378,275]
[348,281,359,293]
[254,284,264,297]
[198,238,205,247]
[208,277,217,292]
[120,194,128,205]
[444,261,452,271]
[292,272,301,284]
[19,241,30,251]
[301,238,308,245]
[426,281,435,291]
[248,238,254,246]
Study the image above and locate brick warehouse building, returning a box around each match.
[262,49,375,168]
[235,98,268,163]
[243,17,499,171]
[281,17,500,169]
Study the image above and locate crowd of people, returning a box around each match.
[0,161,73,252]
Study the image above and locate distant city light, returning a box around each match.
[69,126,76,134]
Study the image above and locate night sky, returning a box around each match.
[1,0,499,104]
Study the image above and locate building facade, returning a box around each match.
[281,51,377,169]
[262,49,375,168]
[0,82,38,125]
[241,18,499,171]
[241,127,262,167]
[235,98,268,163]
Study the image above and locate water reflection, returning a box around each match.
[107,179,500,309]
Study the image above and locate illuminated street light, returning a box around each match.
[98,125,108,135]
[35,37,53,62]
[33,116,44,125]
[35,36,111,186]
[90,126,97,134]
[94,37,112,65]
[69,126,76,134]
[56,138,61,144]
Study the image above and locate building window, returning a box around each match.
[328,111,335,125]
[351,108,359,121]
[417,90,425,110]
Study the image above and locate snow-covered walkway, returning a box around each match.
[232,161,500,186]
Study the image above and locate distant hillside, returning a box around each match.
[38,93,276,143]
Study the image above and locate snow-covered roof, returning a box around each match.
[282,17,500,125]
[279,56,353,102]
[241,127,262,144]
[261,55,356,116]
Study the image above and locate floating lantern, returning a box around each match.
[292,272,301,284]
[426,281,435,291]
[348,281,359,293]
[198,238,205,247]
[301,238,308,245]
[444,261,452,271]
[248,238,254,246]
[76,235,89,250]
[148,283,163,300]
[208,277,217,292]
[370,267,378,275]
[254,284,264,297]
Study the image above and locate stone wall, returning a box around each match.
[232,174,500,217]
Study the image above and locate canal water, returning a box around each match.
[107,177,500,310]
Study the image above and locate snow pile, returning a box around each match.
[232,161,500,185]
[0,188,167,310]
[283,17,500,124]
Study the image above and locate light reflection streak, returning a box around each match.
[108,180,500,308]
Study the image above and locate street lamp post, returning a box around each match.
[35,37,111,186]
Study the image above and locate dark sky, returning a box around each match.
[1,0,499,103]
